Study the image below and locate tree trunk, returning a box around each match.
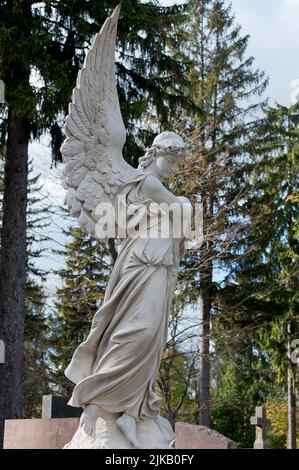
[198,253,212,427]
[0,113,29,447]
[287,367,297,449]
[287,321,297,449]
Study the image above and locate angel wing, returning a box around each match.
[61,5,144,239]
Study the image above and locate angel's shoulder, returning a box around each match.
[141,174,164,194]
[141,174,178,205]
[141,173,158,186]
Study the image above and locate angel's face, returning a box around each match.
[155,153,179,178]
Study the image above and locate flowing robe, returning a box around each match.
[65,174,186,422]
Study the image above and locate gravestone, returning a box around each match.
[175,422,236,449]
[42,395,82,419]
[3,418,80,449]
[4,395,81,449]
[250,406,271,449]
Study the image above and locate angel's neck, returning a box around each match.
[144,163,163,181]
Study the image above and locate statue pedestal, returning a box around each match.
[3,414,174,449]
[64,412,175,449]
[4,418,236,449]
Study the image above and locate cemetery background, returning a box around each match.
[0,0,298,449]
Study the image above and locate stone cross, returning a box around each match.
[42,395,82,419]
[250,406,271,449]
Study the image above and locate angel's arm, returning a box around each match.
[141,174,183,206]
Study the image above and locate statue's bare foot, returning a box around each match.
[80,403,102,436]
[116,413,140,448]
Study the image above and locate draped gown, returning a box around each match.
[65,173,187,424]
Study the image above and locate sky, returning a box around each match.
[159,0,299,105]
[31,0,299,300]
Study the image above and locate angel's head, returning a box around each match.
[138,131,186,179]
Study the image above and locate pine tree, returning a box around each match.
[211,312,281,447]
[23,277,50,418]
[0,157,51,417]
[218,102,299,447]
[174,0,268,426]
[23,165,51,417]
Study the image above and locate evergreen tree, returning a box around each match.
[211,312,281,447]
[23,165,51,417]
[211,362,256,448]
[174,0,268,426]
[0,157,50,417]
[23,277,50,418]
[218,102,299,447]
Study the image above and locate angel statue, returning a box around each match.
[60,5,191,449]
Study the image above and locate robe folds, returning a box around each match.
[65,174,186,422]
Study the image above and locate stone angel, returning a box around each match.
[60,5,191,449]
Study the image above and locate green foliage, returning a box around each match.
[23,165,52,417]
[173,0,269,315]
[23,276,50,417]
[0,156,51,417]
[157,287,199,425]
[211,101,299,444]
[158,347,198,426]
[219,102,299,378]
[211,363,256,448]
[0,0,192,163]
[266,400,288,448]
[169,0,269,430]
[211,315,280,447]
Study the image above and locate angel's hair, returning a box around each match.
[138,145,185,170]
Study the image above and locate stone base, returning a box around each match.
[4,418,236,450]
[4,414,175,449]
[4,418,80,449]
[175,422,236,449]
[64,412,175,449]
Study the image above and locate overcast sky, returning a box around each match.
[159,0,299,105]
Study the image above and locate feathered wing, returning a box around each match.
[61,5,144,239]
